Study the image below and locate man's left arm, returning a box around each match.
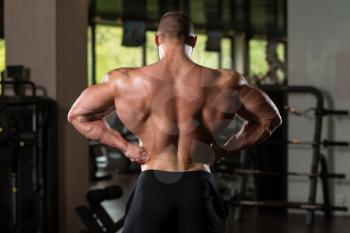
[67,77,129,153]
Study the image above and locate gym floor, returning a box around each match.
[91,173,350,233]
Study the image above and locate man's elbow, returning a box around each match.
[271,112,282,131]
[67,109,78,124]
[261,112,282,134]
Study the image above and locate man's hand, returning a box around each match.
[125,143,150,164]
[211,142,230,164]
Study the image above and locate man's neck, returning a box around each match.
[158,43,193,62]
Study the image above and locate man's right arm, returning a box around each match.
[222,75,282,153]
[67,68,149,164]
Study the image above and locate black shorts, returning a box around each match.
[122,170,229,233]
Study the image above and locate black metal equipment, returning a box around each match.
[0,77,57,233]
[226,85,349,226]
[75,185,126,233]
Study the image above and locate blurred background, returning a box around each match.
[0,0,350,233]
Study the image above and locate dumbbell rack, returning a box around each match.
[228,85,349,226]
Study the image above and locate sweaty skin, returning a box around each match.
[68,42,282,173]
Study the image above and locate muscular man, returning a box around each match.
[68,11,282,233]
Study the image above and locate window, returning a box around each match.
[192,34,218,69]
[0,38,5,94]
[146,31,158,65]
[221,37,232,69]
[89,25,234,84]
[249,38,286,85]
[0,39,4,71]
[147,31,228,69]
[90,25,143,83]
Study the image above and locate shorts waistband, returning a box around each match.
[139,169,213,182]
[141,169,211,175]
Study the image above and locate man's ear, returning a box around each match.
[155,34,160,46]
[192,36,197,48]
[185,36,197,48]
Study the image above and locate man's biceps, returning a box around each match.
[236,104,259,123]
[242,87,274,110]
[104,106,116,117]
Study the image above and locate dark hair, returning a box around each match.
[158,11,194,39]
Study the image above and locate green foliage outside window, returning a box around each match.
[0,39,5,94]
[93,25,143,83]
[249,39,286,84]
[0,40,4,72]
[89,25,231,84]
[191,34,218,69]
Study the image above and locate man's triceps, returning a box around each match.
[222,82,282,152]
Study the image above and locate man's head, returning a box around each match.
[156,11,197,48]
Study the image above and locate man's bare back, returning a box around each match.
[110,61,239,172]
[67,11,281,173]
[68,58,281,172]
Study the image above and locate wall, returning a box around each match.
[5,0,89,232]
[288,0,350,214]
[5,0,57,96]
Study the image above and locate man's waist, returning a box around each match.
[141,157,211,173]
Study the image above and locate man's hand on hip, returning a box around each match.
[125,143,150,164]
[211,142,231,164]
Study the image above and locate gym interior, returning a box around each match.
[1,0,350,233]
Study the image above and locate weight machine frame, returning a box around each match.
[0,80,58,233]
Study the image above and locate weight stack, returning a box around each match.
[0,96,57,233]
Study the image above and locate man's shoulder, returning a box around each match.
[107,67,138,79]
[104,66,156,95]
[103,67,147,87]
[101,67,140,94]
[218,68,241,79]
[212,68,247,89]
[109,65,159,79]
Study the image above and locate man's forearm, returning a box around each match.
[224,120,275,152]
[69,117,129,153]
